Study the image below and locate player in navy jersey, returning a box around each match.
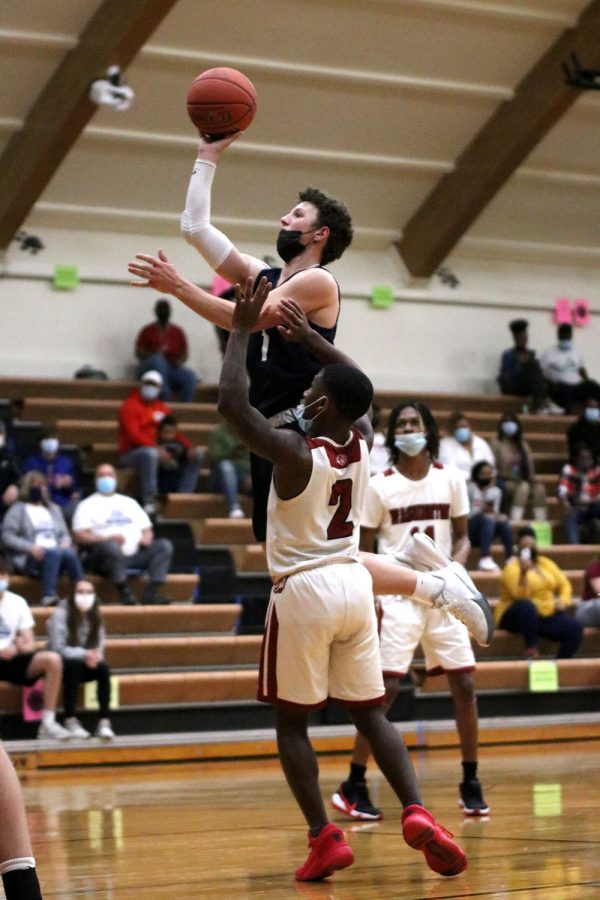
[333,401,489,821]
[128,132,352,541]
[214,277,495,882]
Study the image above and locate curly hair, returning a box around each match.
[298,187,353,265]
[386,400,440,463]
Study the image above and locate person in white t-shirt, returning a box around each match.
[540,323,600,414]
[0,555,70,742]
[438,411,496,478]
[72,464,173,605]
[332,400,490,821]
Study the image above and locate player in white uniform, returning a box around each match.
[218,280,473,883]
[332,400,490,822]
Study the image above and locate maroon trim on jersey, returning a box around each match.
[389,502,450,525]
[382,668,408,678]
[426,664,475,677]
[257,601,279,704]
[383,467,395,477]
[329,693,387,708]
[432,461,444,469]
[306,428,362,468]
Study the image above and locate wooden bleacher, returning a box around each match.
[1,375,599,758]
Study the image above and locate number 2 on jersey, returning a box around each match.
[327,479,353,539]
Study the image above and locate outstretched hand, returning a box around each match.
[128,249,180,294]
[277,298,312,344]
[231,276,271,331]
[196,131,242,160]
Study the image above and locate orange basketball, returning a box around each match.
[186,67,257,138]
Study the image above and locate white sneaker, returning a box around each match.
[95,719,115,740]
[478,556,500,572]
[65,717,91,739]
[37,720,71,741]
[395,533,494,647]
[228,506,245,519]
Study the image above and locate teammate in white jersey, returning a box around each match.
[332,400,490,822]
[218,279,476,883]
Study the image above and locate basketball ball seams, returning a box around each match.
[186,67,257,135]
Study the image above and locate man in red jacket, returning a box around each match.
[135,298,198,402]
[118,371,202,514]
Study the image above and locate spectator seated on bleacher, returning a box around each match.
[156,415,203,495]
[438,411,495,478]
[0,553,71,740]
[368,403,389,476]
[0,420,20,519]
[135,297,198,402]
[22,428,81,522]
[557,444,600,544]
[467,461,515,572]
[490,411,547,522]
[575,555,600,629]
[541,323,600,415]
[72,463,173,606]
[46,579,115,740]
[1,471,84,607]
[497,526,583,659]
[567,398,600,462]
[206,421,252,519]
[497,318,555,414]
[119,370,172,515]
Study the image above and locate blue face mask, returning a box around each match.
[0,578,9,594]
[394,432,427,457]
[295,396,326,434]
[455,426,471,443]
[501,421,519,437]
[141,384,160,401]
[96,475,117,495]
[558,340,572,351]
[585,408,600,423]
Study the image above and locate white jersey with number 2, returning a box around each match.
[266,427,370,580]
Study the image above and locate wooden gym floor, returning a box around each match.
[11,739,600,899]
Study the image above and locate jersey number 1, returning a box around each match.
[327,479,353,539]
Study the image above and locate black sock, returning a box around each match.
[2,868,43,900]
[309,824,325,838]
[462,761,478,783]
[349,762,367,784]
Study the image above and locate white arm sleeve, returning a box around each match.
[180,159,234,269]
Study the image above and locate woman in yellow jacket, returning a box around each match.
[497,526,583,658]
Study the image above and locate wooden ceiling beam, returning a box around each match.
[396,0,600,277]
[0,0,179,249]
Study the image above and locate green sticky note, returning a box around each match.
[530,521,553,547]
[84,676,120,710]
[533,783,562,817]
[370,285,394,309]
[53,265,79,290]
[528,660,558,692]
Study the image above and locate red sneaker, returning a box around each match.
[295,822,355,882]
[402,804,467,876]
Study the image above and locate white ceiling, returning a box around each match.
[1,0,598,262]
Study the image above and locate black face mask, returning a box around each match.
[276,228,317,263]
[29,486,43,502]
[478,478,493,487]
[156,311,170,325]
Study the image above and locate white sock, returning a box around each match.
[0,858,36,876]
[41,710,55,727]
[411,572,444,606]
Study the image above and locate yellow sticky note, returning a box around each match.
[528,660,558,692]
[84,676,120,710]
[533,783,562,817]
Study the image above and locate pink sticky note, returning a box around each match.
[572,299,591,327]
[554,298,573,324]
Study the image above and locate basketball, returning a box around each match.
[186,67,257,138]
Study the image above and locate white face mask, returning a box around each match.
[394,432,427,457]
[41,438,59,455]
[141,384,160,401]
[295,396,327,434]
[74,592,95,613]
[0,578,9,594]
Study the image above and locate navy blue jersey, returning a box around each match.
[247,267,339,418]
